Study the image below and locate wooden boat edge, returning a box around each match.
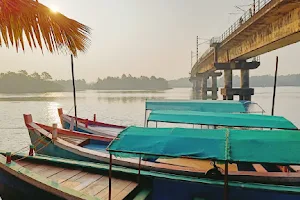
[3,152,300,194]
[0,154,100,200]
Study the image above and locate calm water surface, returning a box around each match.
[0,87,299,152]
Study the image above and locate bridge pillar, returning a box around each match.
[240,69,251,101]
[223,70,233,100]
[200,75,208,100]
[212,75,218,100]
[191,75,202,91]
[190,72,221,100]
[219,61,258,101]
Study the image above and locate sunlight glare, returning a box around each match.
[50,5,59,13]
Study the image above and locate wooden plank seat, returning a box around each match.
[16,160,138,200]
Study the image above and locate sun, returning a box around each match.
[49,5,59,13]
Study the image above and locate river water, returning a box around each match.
[0,87,299,152]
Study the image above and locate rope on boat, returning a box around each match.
[67,106,74,114]
[14,139,53,162]
[11,127,52,157]
[225,129,231,161]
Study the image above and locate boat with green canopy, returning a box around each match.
[59,100,265,137]
[107,126,300,200]
[145,100,264,113]
[147,110,298,130]
[25,115,300,184]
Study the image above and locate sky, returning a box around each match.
[0,0,299,82]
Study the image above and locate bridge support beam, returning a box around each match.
[223,70,233,100]
[190,72,221,100]
[240,69,251,101]
[220,61,259,100]
[211,75,218,100]
[200,75,208,100]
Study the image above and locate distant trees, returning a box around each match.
[0,70,170,93]
[30,72,41,80]
[41,72,52,80]
[91,74,169,90]
[0,71,62,93]
[18,70,28,76]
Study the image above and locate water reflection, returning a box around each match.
[97,96,164,103]
[46,102,62,127]
[190,91,201,100]
[96,90,165,94]
[0,96,86,102]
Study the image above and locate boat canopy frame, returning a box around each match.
[146,110,297,130]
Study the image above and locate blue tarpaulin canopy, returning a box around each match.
[107,126,300,165]
[148,110,297,130]
[145,100,255,113]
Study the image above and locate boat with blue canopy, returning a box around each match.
[147,110,297,130]
[107,126,300,200]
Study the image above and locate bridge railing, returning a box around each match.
[218,0,271,44]
[198,0,272,63]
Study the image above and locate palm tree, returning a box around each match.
[0,0,91,56]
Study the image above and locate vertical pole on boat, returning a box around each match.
[6,152,11,164]
[224,161,229,200]
[138,155,141,183]
[144,108,147,127]
[29,145,35,156]
[52,124,58,141]
[109,154,112,200]
[271,56,279,116]
[71,54,78,128]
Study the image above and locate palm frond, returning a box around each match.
[0,0,91,56]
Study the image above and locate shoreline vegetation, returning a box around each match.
[0,71,169,93]
[169,75,300,88]
[1,70,300,93]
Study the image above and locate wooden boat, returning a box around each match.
[106,126,300,200]
[58,108,126,137]
[1,152,300,200]
[0,152,139,200]
[58,100,265,136]
[24,114,300,185]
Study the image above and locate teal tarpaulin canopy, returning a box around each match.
[107,126,300,165]
[145,100,255,113]
[148,110,298,130]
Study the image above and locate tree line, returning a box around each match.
[0,71,170,93]
[169,74,300,88]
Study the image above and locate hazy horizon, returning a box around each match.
[1,0,300,82]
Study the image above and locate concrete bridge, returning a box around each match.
[190,0,300,100]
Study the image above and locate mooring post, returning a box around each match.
[6,152,11,164]
[70,118,75,131]
[29,145,35,156]
[85,119,89,128]
[52,124,58,141]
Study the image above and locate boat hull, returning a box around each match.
[29,128,99,163]
[152,178,300,200]
[60,114,124,137]
[0,168,62,200]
